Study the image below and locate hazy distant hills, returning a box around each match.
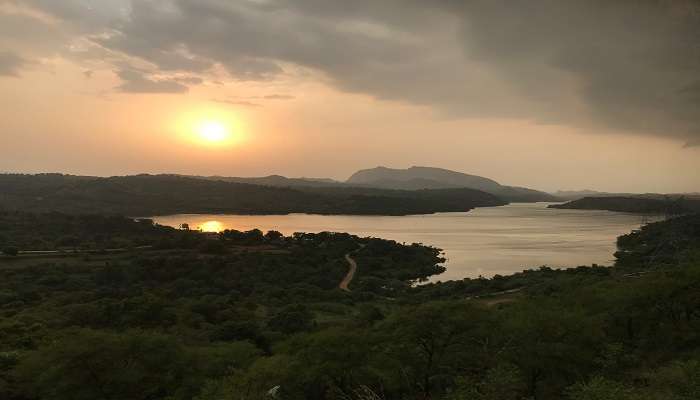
[186,166,557,203]
[554,190,624,200]
[348,166,501,191]
[192,174,345,188]
[0,174,505,216]
[346,166,558,202]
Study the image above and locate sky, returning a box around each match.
[0,0,699,193]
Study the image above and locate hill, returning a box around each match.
[554,190,700,201]
[348,166,502,190]
[346,166,558,202]
[549,196,700,214]
[0,174,505,216]
[190,174,345,188]
[553,189,632,200]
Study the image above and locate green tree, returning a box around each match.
[196,354,299,400]
[565,377,636,400]
[15,329,192,400]
[380,302,491,398]
[268,304,315,334]
[447,363,526,400]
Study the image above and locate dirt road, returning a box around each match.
[339,252,358,291]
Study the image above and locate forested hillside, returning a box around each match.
[1,211,699,399]
[0,174,505,216]
[549,196,700,214]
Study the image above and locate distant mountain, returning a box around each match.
[348,166,501,190]
[0,174,505,216]
[345,177,461,191]
[346,166,558,202]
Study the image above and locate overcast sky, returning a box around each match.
[1,0,699,192]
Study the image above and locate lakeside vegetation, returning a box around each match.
[0,174,506,216]
[0,210,699,400]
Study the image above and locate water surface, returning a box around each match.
[152,203,656,281]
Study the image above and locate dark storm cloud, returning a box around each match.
[115,68,188,93]
[25,0,700,145]
[680,82,700,104]
[0,51,28,76]
[450,1,700,145]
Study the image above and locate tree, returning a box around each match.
[380,302,491,398]
[15,329,192,400]
[447,363,526,400]
[196,355,300,400]
[265,230,284,242]
[211,321,270,352]
[268,304,315,334]
[500,301,602,399]
[1,246,18,256]
[565,377,636,400]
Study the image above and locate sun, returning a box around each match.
[197,120,229,143]
[171,106,247,147]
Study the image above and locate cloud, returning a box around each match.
[264,94,295,100]
[22,0,700,145]
[211,98,262,107]
[229,94,296,101]
[680,81,700,104]
[115,68,188,93]
[449,1,700,142]
[0,51,28,76]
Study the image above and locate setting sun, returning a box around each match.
[197,121,229,143]
[171,107,247,148]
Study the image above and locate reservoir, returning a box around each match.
[152,203,656,280]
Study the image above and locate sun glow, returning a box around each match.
[197,121,229,143]
[172,107,247,148]
[199,220,224,232]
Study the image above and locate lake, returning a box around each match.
[152,203,656,281]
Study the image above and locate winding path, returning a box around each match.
[339,253,358,292]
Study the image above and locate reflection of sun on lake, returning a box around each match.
[198,220,224,232]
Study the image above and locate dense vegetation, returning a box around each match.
[0,211,179,252]
[0,174,505,216]
[549,196,700,215]
[1,211,699,400]
[615,214,700,268]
